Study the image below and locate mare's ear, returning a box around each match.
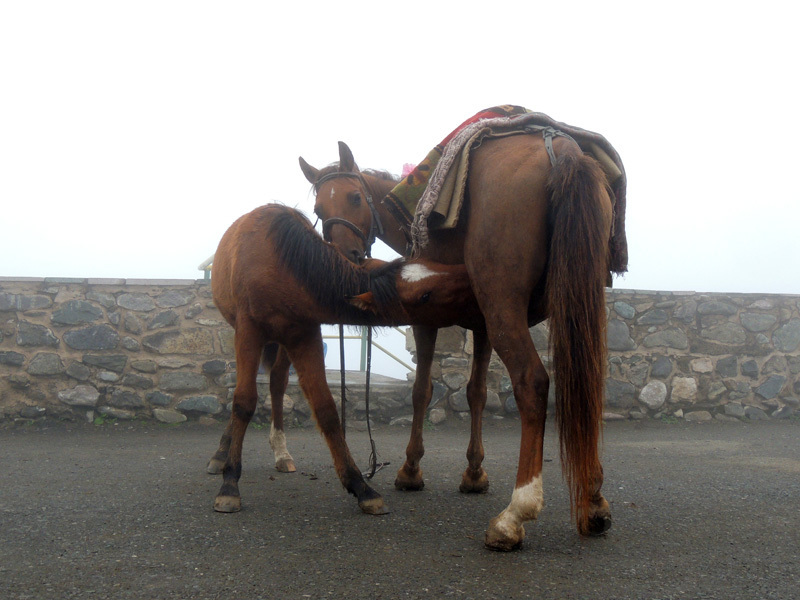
[338,141,357,173]
[299,157,319,184]
[347,291,376,313]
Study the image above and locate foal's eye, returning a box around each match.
[420,292,431,304]
[349,192,362,206]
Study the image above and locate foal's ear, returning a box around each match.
[299,156,319,184]
[338,141,357,173]
[347,291,376,313]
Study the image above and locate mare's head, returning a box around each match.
[356,259,478,328]
[299,142,393,265]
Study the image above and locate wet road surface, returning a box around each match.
[1,418,798,599]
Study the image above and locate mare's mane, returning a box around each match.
[265,206,402,321]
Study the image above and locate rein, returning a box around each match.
[314,171,384,258]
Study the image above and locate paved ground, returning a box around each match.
[1,417,798,600]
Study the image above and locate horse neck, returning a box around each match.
[363,173,410,256]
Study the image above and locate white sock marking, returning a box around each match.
[269,423,292,463]
[491,476,544,538]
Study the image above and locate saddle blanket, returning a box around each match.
[382,105,627,274]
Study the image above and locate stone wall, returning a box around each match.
[409,289,800,423]
[0,277,235,424]
[2,278,799,425]
[0,277,413,427]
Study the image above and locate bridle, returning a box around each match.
[314,171,384,259]
[312,169,388,477]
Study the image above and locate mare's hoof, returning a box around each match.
[206,458,225,475]
[581,514,613,537]
[459,468,489,494]
[275,457,296,473]
[358,497,390,515]
[213,495,241,513]
[579,496,613,536]
[394,466,424,491]
[484,516,525,552]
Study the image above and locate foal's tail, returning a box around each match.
[545,150,611,533]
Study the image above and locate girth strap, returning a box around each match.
[524,125,578,167]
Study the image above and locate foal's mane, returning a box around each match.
[266,206,402,321]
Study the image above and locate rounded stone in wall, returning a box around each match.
[773,319,800,352]
[638,381,667,410]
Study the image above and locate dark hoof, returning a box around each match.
[358,496,390,515]
[206,458,225,475]
[584,514,613,536]
[459,468,489,494]
[213,495,241,513]
[394,466,424,491]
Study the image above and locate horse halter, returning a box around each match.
[314,171,385,259]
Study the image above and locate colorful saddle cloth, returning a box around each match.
[381,105,628,274]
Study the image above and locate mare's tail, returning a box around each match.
[545,150,612,533]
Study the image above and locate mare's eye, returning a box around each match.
[349,192,362,206]
[420,292,431,304]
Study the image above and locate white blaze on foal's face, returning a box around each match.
[401,263,439,283]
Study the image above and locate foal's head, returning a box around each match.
[357,259,478,328]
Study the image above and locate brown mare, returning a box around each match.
[206,203,477,515]
[299,131,623,550]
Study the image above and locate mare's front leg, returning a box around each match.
[213,321,263,513]
[288,331,388,515]
[395,325,437,491]
[459,328,491,493]
[268,345,296,473]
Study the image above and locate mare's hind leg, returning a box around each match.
[459,328,491,493]
[483,317,550,551]
[395,326,437,491]
[213,320,263,513]
[582,466,612,536]
[288,331,388,515]
[269,345,296,473]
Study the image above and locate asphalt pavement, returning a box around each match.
[1,417,798,600]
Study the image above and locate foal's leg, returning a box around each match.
[288,332,388,515]
[459,328,492,493]
[206,420,233,475]
[213,321,263,513]
[395,325,437,491]
[206,344,295,475]
[268,345,296,473]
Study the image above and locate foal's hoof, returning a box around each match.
[459,468,489,494]
[394,466,424,491]
[275,457,296,473]
[484,516,525,552]
[213,495,242,513]
[206,458,225,475]
[358,496,390,515]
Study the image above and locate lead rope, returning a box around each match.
[339,323,346,437]
[364,327,380,479]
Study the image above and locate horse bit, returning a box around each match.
[313,171,384,259]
